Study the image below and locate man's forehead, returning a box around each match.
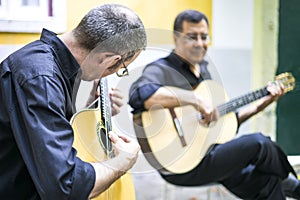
[181,20,209,33]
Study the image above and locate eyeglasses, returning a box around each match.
[182,33,210,43]
[116,59,129,77]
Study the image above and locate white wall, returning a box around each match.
[209,0,254,134]
[212,0,253,49]
[0,45,22,61]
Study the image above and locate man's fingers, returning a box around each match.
[108,131,130,143]
[111,96,124,107]
[108,131,119,143]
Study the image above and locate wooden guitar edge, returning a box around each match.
[132,113,171,175]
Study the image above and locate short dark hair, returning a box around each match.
[173,10,209,34]
[73,4,147,61]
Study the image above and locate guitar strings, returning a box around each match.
[173,80,300,124]
[176,83,296,124]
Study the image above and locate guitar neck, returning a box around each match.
[99,78,115,158]
[99,78,112,132]
[217,86,269,116]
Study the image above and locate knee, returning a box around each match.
[243,133,273,150]
[251,132,272,143]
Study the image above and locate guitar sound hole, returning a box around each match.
[96,122,113,156]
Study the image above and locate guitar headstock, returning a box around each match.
[275,72,296,94]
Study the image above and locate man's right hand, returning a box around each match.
[108,131,140,173]
[89,131,140,199]
[193,93,219,126]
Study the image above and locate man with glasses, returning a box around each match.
[0,4,146,200]
[128,9,300,199]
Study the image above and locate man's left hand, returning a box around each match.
[110,88,124,116]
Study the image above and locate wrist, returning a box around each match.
[108,151,137,175]
[191,92,203,109]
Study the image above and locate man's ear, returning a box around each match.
[102,53,122,68]
[173,33,179,44]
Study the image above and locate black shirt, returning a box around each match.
[0,29,95,199]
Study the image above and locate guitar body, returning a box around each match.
[134,80,238,174]
[71,106,135,200]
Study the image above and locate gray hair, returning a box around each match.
[73,4,147,61]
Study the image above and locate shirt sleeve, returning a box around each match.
[128,64,166,113]
[17,75,95,200]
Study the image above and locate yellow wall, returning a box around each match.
[0,33,40,45]
[66,0,212,30]
[0,0,212,45]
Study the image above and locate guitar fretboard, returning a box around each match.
[100,78,112,132]
[217,87,269,116]
[99,78,113,157]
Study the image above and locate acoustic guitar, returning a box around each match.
[71,78,135,200]
[133,72,295,174]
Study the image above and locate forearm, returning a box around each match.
[237,96,275,125]
[237,104,259,125]
[144,86,218,125]
[144,86,199,110]
[89,132,139,199]
[89,160,124,199]
[237,82,285,125]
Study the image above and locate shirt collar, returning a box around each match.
[40,28,80,80]
[168,50,208,69]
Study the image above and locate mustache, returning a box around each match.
[190,47,206,55]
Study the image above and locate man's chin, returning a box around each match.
[189,58,204,65]
[189,53,205,62]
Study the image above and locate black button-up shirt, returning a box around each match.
[0,29,95,199]
[128,51,211,114]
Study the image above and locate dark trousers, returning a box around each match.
[161,133,296,200]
